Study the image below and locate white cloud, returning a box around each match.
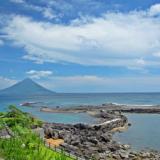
[43,8,56,20]
[39,75,160,92]
[149,4,160,16]
[153,51,160,57]
[0,77,17,90]
[10,0,58,20]
[26,70,53,79]
[2,4,160,68]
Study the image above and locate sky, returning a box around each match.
[1,0,160,92]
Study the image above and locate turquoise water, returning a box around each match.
[1,93,160,150]
[20,106,96,124]
[114,113,160,150]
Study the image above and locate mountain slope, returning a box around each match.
[0,78,55,96]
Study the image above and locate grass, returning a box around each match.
[0,105,74,160]
[0,132,70,160]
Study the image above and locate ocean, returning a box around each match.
[0,92,160,150]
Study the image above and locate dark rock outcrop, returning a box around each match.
[43,111,127,159]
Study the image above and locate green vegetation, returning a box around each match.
[0,105,73,160]
[1,105,43,129]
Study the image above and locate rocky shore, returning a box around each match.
[40,103,160,114]
[2,105,160,159]
[20,102,160,159]
[43,110,127,159]
[42,109,160,159]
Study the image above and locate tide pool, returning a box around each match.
[17,106,97,124]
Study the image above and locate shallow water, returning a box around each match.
[114,113,160,150]
[20,106,96,124]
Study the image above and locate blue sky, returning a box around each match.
[1,0,160,92]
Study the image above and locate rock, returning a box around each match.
[112,153,121,159]
[74,123,88,130]
[141,152,151,158]
[88,137,99,145]
[129,153,136,158]
[97,144,109,152]
[58,130,70,139]
[92,153,100,160]
[121,144,131,150]
[32,127,45,139]
[100,134,110,143]
[105,150,111,155]
[43,115,160,160]
[61,143,78,151]
[130,151,138,156]
[63,134,71,143]
[83,142,94,147]
[44,127,53,138]
[42,109,129,159]
[119,151,129,159]
[89,146,99,152]
[94,125,101,130]
[71,141,80,146]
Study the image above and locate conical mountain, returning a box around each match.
[0,78,55,96]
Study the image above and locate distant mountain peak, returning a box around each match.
[18,78,37,85]
[0,78,55,96]
[23,78,34,81]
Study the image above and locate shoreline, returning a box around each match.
[42,110,160,159]
[40,103,160,114]
[1,104,160,159]
[21,103,160,159]
[40,105,160,159]
[43,109,128,159]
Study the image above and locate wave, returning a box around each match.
[111,102,155,107]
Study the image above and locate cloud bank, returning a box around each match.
[39,75,160,92]
[0,77,17,90]
[2,4,160,69]
[26,70,53,79]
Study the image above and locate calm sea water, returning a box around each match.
[1,93,160,150]
[1,93,160,109]
[114,113,160,151]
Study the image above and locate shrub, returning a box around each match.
[0,106,73,160]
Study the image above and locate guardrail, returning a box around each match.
[44,139,85,160]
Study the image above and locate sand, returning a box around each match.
[45,138,64,147]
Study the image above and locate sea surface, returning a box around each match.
[1,92,160,150]
[114,113,160,151]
